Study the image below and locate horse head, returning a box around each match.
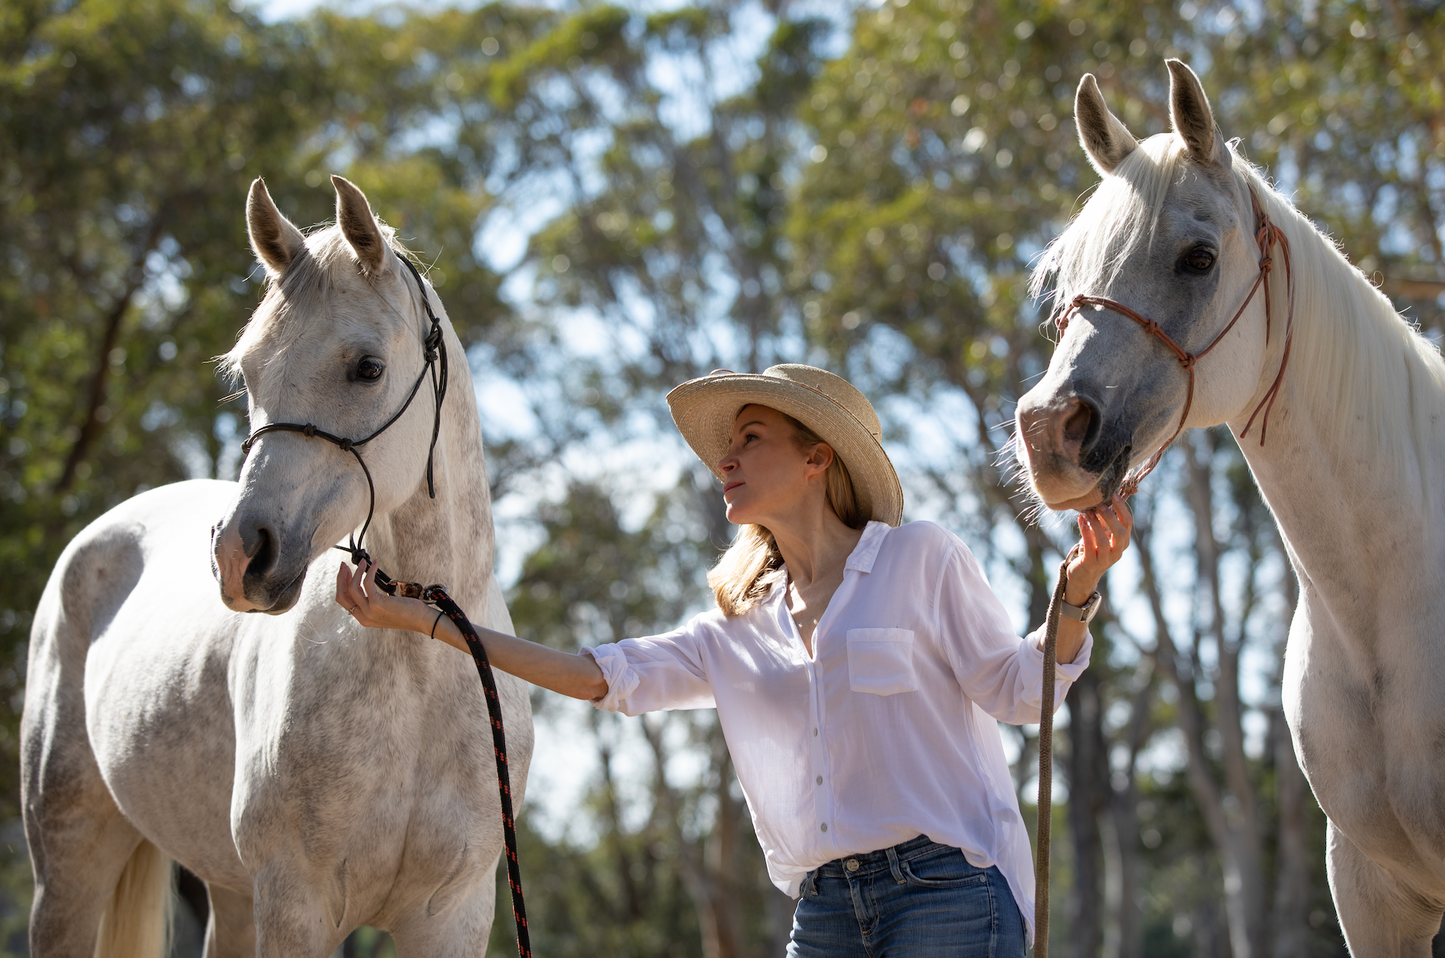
[1016,60,1286,511]
[212,176,448,613]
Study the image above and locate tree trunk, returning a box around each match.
[1271,707,1311,958]
[1066,668,1107,958]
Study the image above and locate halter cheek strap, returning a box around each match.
[238,254,450,564]
[1049,184,1295,497]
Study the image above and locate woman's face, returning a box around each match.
[716,404,831,528]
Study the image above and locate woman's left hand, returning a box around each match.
[1064,493,1133,605]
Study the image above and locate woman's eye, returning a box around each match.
[356,357,385,381]
[1182,247,1215,273]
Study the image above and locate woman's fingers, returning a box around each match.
[1078,512,1100,558]
[333,560,374,622]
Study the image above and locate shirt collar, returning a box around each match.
[845,520,891,574]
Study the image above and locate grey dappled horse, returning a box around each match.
[1017,61,1445,956]
[22,176,531,957]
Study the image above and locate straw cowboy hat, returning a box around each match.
[666,364,904,526]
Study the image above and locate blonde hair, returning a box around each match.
[708,415,865,616]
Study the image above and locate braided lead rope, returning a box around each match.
[425,585,532,958]
[350,574,532,958]
[1034,552,1073,958]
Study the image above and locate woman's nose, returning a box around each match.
[717,453,737,473]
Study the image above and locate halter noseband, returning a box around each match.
[237,254,450,565]
[1048,184,1295,497]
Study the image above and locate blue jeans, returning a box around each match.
[787,835,1026,958]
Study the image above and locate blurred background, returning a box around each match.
[3,0,1444,955]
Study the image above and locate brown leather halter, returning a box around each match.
[1047,184,1296,497]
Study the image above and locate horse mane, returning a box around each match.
[1032,134,1445,495]
[219,221,409,385]
[1241,158,1445,495]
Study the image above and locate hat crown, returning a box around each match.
[763,364,881,439]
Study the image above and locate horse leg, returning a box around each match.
[23,652,168,954]
[203,884,257,958]
[1328,819,1442,957]
[24,791,157,957]
[388,860,499,958]
[251,861,350,958]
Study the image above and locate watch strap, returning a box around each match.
[1059,591,1102,624]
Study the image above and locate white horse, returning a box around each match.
[21,176,532,958]
[1016,61,1445,956]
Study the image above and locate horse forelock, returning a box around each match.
[1031,133,1189,305]
[221,222,416,386]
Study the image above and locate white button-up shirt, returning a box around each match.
[584,520,1090,941]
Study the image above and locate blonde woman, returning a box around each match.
[338,364,1131,957]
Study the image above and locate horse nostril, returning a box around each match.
[242,523,279,580]
[1063,395,1103,454]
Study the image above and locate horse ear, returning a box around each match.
[247,179,306,277]
[331,175,390,275]
[1075,73,1137,174]
[1166,59,1228,167]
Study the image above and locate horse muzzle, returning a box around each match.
[211,511,309,614]
[1015,388,1129,511]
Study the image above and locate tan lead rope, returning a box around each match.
[1034,552,1075,958]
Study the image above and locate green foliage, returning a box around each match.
[4,0,1440,954]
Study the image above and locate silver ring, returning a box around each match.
[349,604,359,616]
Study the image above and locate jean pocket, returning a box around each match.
[899,849,988,888]
[846,628,919,695]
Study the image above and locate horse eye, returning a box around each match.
[1183,247,1216,273]
[355,356,385,381]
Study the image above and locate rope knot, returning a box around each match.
[302,423,318,437]
[338,439,353,453]
[240,436,255,454]
[1180,353,1197,369]
[1140,319,1160,336]
[1259,255,1273,273]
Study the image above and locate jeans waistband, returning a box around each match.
[810,834,943,883]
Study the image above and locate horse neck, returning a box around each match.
[361,328,495,611]
[1230,188,1445,596]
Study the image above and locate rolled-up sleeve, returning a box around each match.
[936,543,1092,725]
[581,621,716,716]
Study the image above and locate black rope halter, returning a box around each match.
[238,254,448,568]
[236,250,532,958]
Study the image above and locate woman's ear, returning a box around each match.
[804,442,836,479]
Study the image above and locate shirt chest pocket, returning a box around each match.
[845,628,919,696]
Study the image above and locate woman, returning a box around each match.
[337,364,1131,956]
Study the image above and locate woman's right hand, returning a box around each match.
[335,560,435,635]
[335,559,609,700]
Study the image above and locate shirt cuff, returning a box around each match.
[1022,625,1093,703]
[580,643,638,712]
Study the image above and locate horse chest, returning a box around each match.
[1287,606,1445,872]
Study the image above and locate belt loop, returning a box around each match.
[886,845,905,884]
[803,869,818,897]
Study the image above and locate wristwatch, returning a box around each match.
[1059,591,1102,624]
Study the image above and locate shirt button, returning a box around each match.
[813,728,818,736]
[820,823,828,833]
[846,859,859,872]
[816,775,823,785]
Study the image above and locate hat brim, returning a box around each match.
[666,372,904,527]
